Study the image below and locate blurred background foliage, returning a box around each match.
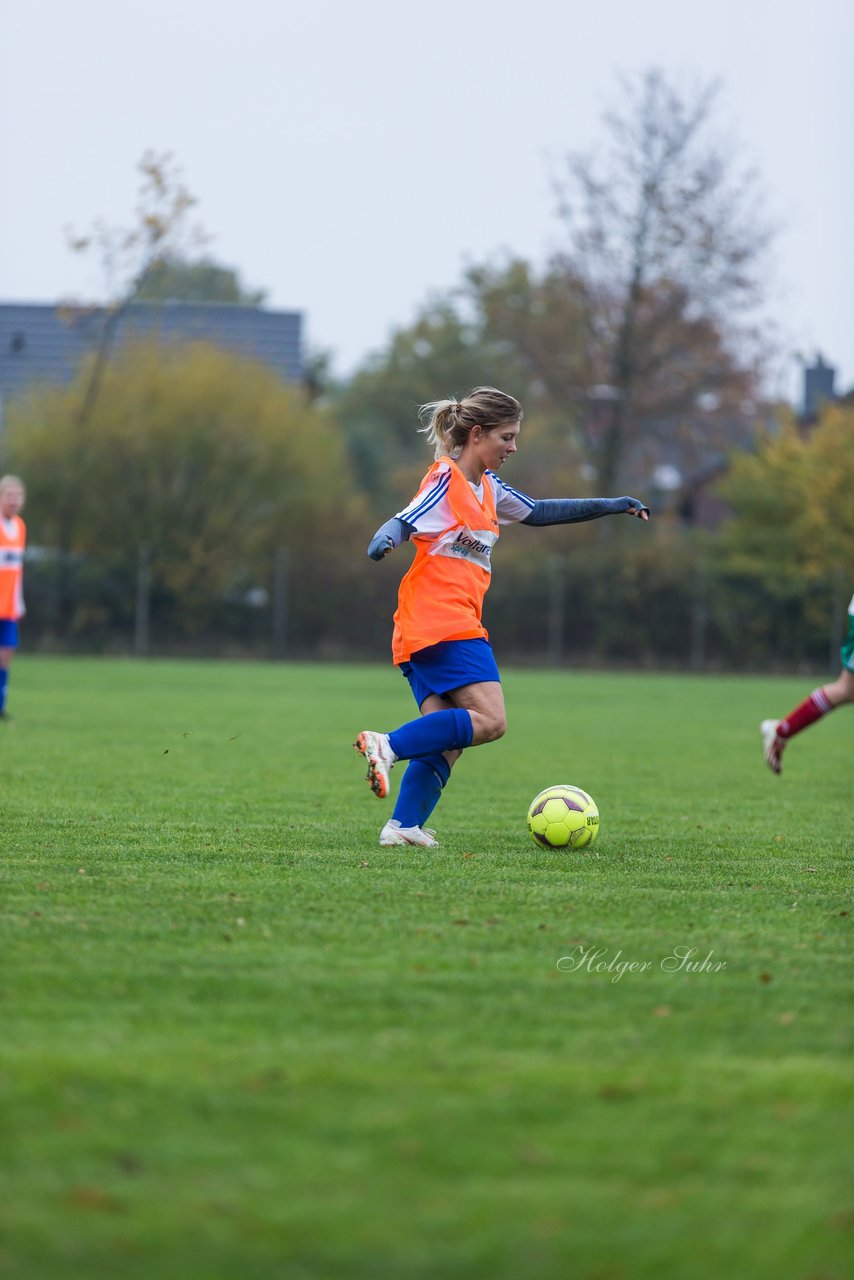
[4,339,849,671]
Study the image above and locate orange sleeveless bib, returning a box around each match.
[392,457,499,663]
[0,515,26,621]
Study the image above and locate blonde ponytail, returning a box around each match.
[417,387,522,460]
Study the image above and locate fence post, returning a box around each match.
[548,555,564,666]
[134,543,152,657]
[273,546,289,658]
[690,556,707,672]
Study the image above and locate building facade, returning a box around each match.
[0,300,303,421]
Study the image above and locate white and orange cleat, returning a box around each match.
[379,820,439,848]
[354,730,396,798]
[760,719,785,775]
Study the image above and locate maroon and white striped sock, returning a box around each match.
[777,687,834,740]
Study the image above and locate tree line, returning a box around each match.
[5,334,849,670]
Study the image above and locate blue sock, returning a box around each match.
[0,669,7,714]
[388,708,473,760]
[392,753,452,828]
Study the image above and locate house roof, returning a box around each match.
[0,300,303,402]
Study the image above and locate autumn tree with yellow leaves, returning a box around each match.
[4,341,365,644]
[717,404,853,588]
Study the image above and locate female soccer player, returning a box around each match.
[354,387,649,847]
[760,591,854,774]
[0,475,27,720]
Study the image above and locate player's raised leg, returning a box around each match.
[376,680,506,843]
[445,680,507,743]
[379,693,464,847]
[354,700,479,800]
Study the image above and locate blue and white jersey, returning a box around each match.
[396,463,535,534]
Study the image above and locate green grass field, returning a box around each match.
[1,657,850,1280]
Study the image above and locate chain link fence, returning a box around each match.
[18,542,846,676]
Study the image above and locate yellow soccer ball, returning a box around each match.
[527,784,600,850]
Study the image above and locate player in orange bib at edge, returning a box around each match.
[0,475,27,721]
[354,387,650,847]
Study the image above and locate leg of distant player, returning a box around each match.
[0,644,14,718]
[762,596,854,774]
[760,668,854,774]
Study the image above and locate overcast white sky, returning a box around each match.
[2,0,852,400]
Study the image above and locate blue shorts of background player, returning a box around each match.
[0,620,20,648]
[0,619,20,718]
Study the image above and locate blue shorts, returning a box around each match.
[0,619,19,648]
[399,638,501,710]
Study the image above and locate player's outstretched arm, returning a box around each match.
[367,517,417,560]
[521,497,650,526]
